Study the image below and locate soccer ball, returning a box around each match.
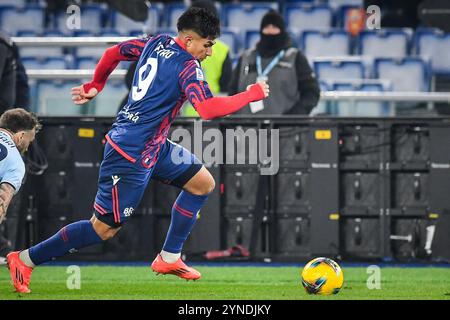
[301,257,344,295]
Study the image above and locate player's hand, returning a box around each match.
[71,85,98,105]
[247,81,270,98]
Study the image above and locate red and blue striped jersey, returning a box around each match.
[106,34,213,168]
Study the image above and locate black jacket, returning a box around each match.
[229,48,320,115]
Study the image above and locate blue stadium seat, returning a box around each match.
[113,5,161,35]
[285,4,332,34]
[36,80,85,116]
[22,57,67,70]
[301,30,351,58]
[99,29,122,37]
[19,45,64,59]
[374,57,430,92]
[94,80,128,116]
[330,81,391,116]
[155,28,177,38]
[358,29,410,58]
[220,28,240,58]
[415,29,450,75]
[0,5,44,35]
[244,30,260,49]
[314,59,365,83]
[328,0,363,10]
[310,80,330,116]
[224,3,278,31]
[0,0,26,6]
[74,40,110,60]
[164,3,187,28]
[55,4,106,35]
[76,57,99,69]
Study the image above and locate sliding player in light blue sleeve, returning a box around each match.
[0,108,38,225]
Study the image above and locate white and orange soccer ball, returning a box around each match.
[301,257,344,295]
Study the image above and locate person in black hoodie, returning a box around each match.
[229,10,320,115]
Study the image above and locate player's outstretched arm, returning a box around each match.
[194,81,270,120]
[0,183,15,224]
[71,37,149,105]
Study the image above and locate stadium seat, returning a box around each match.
[374,57,430,92]
[358,29,410,58]
[328,0,363,9]
[76,57,99,70]
[113,5,161,35]
[21,57,67,70]
[0,0,26,6]
[94,80,128,116]
[284,4,333,34]
[314,58,365,83]
[55,4,106,35]
[223,3,278,32]
[220,28,240,58]
[331,81,391,116]
[36,80,86,116]
[415,29,450,75]
[301,30,351,58]
[244,30,260,50]
[309,80,330,116]
[164,3,187,28]
[0,5,44,35]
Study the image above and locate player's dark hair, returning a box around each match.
[177,7,220,39]
[0,108,41,133]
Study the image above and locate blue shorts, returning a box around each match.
[93,139,202,227]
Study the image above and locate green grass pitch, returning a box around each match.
[1,265,449,300]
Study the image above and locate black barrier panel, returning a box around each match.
[223,215,264,257]
[391,124,430,164]
[223,167,260,211]
[275,214,310,255]
[275,168,311,214]
[38,125,75,171]
[102,214,154,261]
[390,218,434,261]
[153,180,182,216]
[341,217,381,259]
[153,215,172,254]
[277,126,310,166]
[391,172,430,209]
[341,172,381,210]
[36,171,74,212]
[30,117,450,262]
[339,124,381,168]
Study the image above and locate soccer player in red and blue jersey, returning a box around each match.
[6,7,269,293]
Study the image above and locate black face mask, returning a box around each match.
[256,32,290,58]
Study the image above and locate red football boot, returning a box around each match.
[151,254,201,281]
[6,251,33,293]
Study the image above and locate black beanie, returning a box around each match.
[260,10,286,33]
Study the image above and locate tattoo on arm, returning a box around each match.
[0,183,15,223]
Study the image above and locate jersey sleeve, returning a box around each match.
[117,37,150,61]
[1,153,25,194]
[83,36,151,93]
[179,60,214,108]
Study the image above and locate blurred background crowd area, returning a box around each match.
[0,0,449,117]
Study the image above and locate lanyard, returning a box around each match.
[256,50,285,77]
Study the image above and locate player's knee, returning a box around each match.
[207,176,216,194]
[96,228,119,241]
[91,216,120,240]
